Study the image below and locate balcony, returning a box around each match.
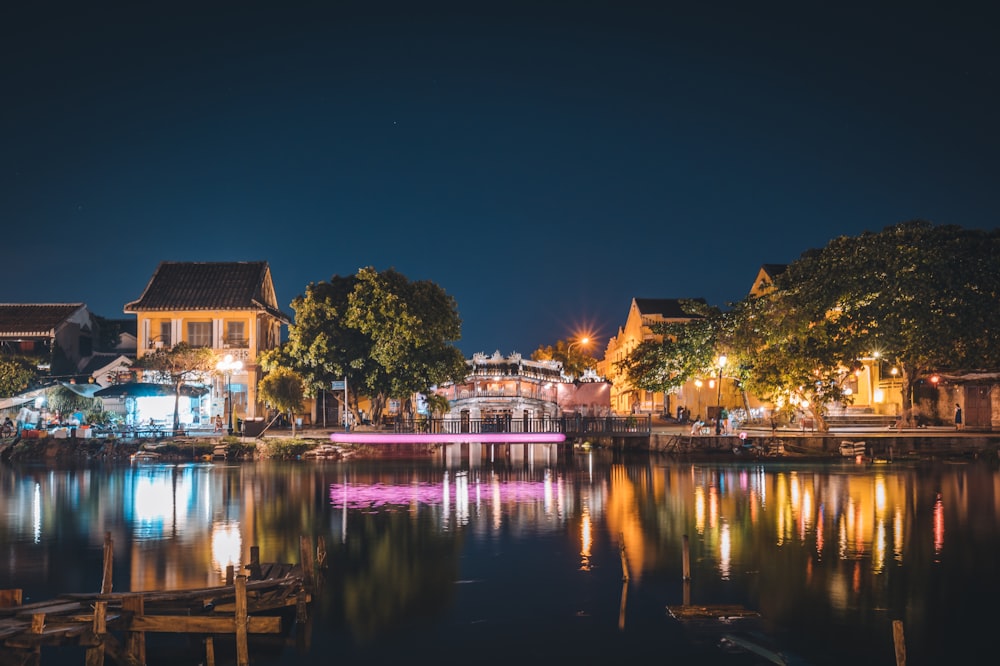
[223,338,250,349]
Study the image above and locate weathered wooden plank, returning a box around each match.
[128,615,281,634]
[667,604,760,620]
[10,600,85,616]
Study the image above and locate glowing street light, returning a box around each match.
[216,354,243,436]
[715,355,727,436]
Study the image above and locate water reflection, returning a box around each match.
[0,447,998,665]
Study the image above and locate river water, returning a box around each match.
[2,443,998,665]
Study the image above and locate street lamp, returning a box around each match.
[715,355,727,435]
[216,354,243,436]
[694,379,703,421]
[564,337,592,379]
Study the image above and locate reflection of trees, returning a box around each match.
[326,509,462,642]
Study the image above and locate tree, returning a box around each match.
[614,301,719,401]
[257,367,305,437]
[726,221,1000,427]
[0,357,40,398]
[278,268,467,425]
[531,339,598,378]
[133,343,218,434]
[47,385,100,419]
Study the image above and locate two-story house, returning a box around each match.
[124,261,290,426]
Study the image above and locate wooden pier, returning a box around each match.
[0,534,324,666]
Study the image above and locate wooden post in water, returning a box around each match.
[101,532,114,594]
[235,575,249,666]
[226,564,235,586]
[123,595,145,666]
[682,534,692,606]
[619,534,630,582]
[249,546,261,580]
[205,636,216,666]
[296,589,308,624]
[682,534,691,580]
[85,601,107,666]
[0,589,22,607]
[316,535,328,570]
[893,620,906,666]
[300,535,315,589]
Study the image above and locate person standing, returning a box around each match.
[954,403,963,430]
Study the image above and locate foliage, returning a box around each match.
[46,385,101,417]
[725,221,1000,423]
[615,300,720,394]
[277,268,467,425]
[422,392,451,418]
[531,338,598,378]
[257,438,313,460]
[0,357,40,398]
[133,343,219,433]
[257,367,305,436]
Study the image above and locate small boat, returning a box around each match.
[130,450,162,463]
[839,441,866,457]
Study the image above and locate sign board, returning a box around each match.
[331,380,346,390]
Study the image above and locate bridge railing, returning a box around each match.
[392,415,651,437]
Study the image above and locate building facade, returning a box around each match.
[434,351,611,426]
[124,261,290,427]
[598,298,709,416]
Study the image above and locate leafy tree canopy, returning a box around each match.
[726,220,1000,419]
[257,366,305,436]
[531,338,598,378]
[0,356,40,398]
[278,267,466,424]
[616,300,720,395]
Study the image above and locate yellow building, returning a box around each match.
[124,261,290,426]
[598,298,707,416]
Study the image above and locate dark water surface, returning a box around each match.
[2,443,998,665]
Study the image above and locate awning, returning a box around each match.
[59,381,105,399]
[93,383,210,398]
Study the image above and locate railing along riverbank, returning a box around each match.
[391,415,652,438]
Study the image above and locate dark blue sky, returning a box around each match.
[2,1,997,357]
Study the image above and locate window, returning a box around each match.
[159,322,172,347]
[226,321,246,347]
[187,322,212,347]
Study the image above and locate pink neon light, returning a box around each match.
[329,432,566,445]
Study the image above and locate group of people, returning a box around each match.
[687,407,732,435]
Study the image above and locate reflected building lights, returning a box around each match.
[694,486,706,534]
[211,521,242,577]
[893,509,904,563]
[580,506,592,571]
[719,521,731,580]
[32,482,41,544]
[933,493,944,561]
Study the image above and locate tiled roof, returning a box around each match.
[124,261,289,322]
[633,298,707,319]
[0,303,87,335]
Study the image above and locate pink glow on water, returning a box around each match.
[328,478,553,508]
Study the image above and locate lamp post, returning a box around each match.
[694,379,703,421]
[715,355,727,435]
[216,354,243,436]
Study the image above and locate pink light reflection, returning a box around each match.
[329,479,552,508]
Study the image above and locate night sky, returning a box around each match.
[2,1,997,357]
